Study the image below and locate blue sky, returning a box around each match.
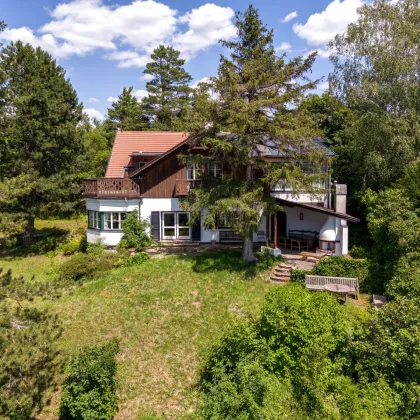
[0,0,363,120]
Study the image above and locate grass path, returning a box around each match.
[35,252,274,419]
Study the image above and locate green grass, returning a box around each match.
[1,223,277,419]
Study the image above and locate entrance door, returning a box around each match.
[270,211,287,241]
[162,212,191,240]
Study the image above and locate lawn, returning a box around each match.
[0,224,276,419]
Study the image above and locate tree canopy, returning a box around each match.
[330,0,420,191]
[107,86,149,131]
[0,41,84,246]
[142,45,193,131]
[182,5,327,261]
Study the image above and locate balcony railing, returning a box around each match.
[83,178,141,198]
[175,179,203,196]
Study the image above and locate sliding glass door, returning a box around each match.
[162,212,191,240]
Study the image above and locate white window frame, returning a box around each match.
[88,211,100,230]
[177,212,191,239]
[186,162,202,180]
[207,162,222,178]
[103,212,125,231]
[162,212,191,240]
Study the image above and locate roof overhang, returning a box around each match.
[276,198,359,223]
[131,152,163,157]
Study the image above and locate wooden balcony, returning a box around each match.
[175,179,203,196]
[83,178,141,198]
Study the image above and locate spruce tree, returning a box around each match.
[182,5,327,261]
[0,41,84,247]
[142,45,193,131]
[107,86,149,131]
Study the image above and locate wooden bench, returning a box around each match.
[305,275,359,299]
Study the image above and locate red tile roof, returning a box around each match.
[105,131,188,178]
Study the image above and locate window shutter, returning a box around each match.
[151,212,160,241]
[192,212,201,242]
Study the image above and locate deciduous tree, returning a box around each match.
[330,0,420,191]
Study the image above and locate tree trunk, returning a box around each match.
[23,216,35,248]
[242,235,256,262]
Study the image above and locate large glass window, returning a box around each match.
[88,211,100,229]
[104,212,126,230]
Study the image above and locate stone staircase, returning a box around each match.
[270,263,294,283]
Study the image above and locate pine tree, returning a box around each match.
[107,86,149,131]
[0,269,62,418]
[142,45,193,131]
[0,41,84,247]
[182,5,327,261]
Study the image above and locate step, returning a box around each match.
[270,274,290,282]
[274,267,291,274]
[278,263,294,269]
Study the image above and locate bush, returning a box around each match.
[60,236,85,256]
[60,338,119,420]
[313,256,369,288]
[57,252,117,283]
[118,211,151,252]
[387,253,420,299]
[290,268,307,283]
[122,253,150,267]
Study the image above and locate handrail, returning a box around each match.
[83,178,141,198]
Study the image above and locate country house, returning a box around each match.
[82,131,359,255]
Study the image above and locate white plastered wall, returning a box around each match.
[85,198,140,246]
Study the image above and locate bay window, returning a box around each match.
[104,212,126,230]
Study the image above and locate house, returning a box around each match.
[82,131,359,255]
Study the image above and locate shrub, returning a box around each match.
[290,268,307,283]
[118,211,151,252]
[57,252,117,283]
[60,338,119,420]
[60,236,85,256]
[122,253,150,267]
[312,256,369,288]
[387,253,420,299]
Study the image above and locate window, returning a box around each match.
[138,161,146,169]
[104,212,126,230]
[207,162,222,178]
[186,162,202,180]
[88,211,100,229]
[218,214,235,229]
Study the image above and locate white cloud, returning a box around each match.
[305,48,331,59]
[173,4,236,60]
[319,81,330,90]
[107,96,118,103]
[276,42,291,51]
[281,11,298,23]
[133,89,148,101]
[293,0,363,46]
[0,0,237,68]
[140,73,154,81]
[88,97,99,103]
[85,108,104,121]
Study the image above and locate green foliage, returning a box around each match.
[57,252,117,283]
[60,338,119,420]
[312,256,369,286]
[290,268,307,283]
[118,211,152,252]
[0,41,84,247]
[363,187,420,291]
[0,269,62,418]
[59,236,85,256]
[122,252,150,267]
[396,159,420,208]
[387,253,420,299]
[107,87,149,131]
[330,0,420,191]
[182,5,327,261]
[352,297,420,418]
[142,45,193,131]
